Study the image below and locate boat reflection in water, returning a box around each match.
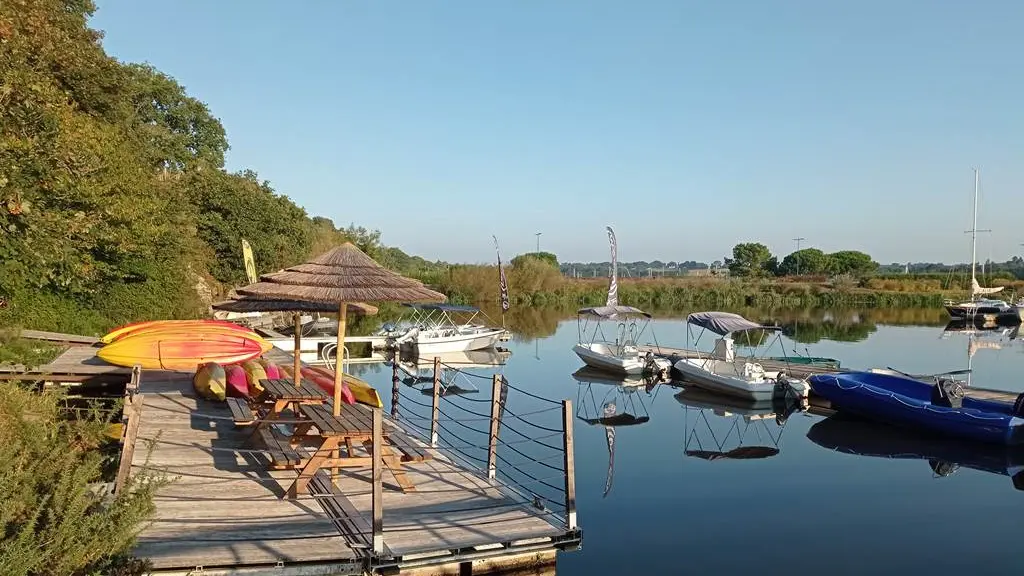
[394,348,512,397]
[675,386,804,461]
[808,415,1024,491]
[573,366,662,497]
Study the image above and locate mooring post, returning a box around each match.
[372,407,384,554]
[390,360,400,419]
[487,374,502,479]
[562,399,577,531]
[430,357,441,447]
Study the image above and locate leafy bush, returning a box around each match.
[0,383,161,575]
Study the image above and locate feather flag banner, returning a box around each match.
[493,236,510,312]
[606,226,618,307]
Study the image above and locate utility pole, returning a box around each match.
[535,232,542,253]
[792,237,806,276]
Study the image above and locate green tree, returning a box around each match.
[724,243,776,277]
[188,170,314,284]
[828,250,877,276]
[511,252,559,268]
[123,63,229,171]
[778,248,831,276]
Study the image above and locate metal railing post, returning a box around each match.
[430,357,441,447]
[487,374,502,479]
[372,407,384,554]
[562,399,577,531]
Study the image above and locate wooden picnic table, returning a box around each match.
[283,402,431,498]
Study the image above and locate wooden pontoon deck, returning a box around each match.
[126,370,579,575]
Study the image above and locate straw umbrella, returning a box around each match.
[234,242,447,415]
[211,297,378,388]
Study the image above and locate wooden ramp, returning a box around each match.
[128,372,577,575]
[0,345,134,383]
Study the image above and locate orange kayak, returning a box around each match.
[100,319,253,344]
[98,331,271,371]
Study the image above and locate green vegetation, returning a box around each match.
[725,243,878,277]
[0,1,444,336]
[0,383,161,575]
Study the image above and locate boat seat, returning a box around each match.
[226,397,255,426]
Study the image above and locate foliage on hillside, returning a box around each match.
[0,1,442,335]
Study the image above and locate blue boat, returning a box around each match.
[808,371,1024,445]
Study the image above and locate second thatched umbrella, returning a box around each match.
[211,297,378,391]
[235,242,447,415]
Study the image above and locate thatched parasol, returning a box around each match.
[234,242,447,414]
[212,297,378,387]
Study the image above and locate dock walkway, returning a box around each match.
[127,369,579,574]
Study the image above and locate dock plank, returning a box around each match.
[128,369,572,572]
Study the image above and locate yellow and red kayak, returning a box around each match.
[193,362,228,402]
[309,366,383,409]
[100,319,253,344]
[98,331,271,371]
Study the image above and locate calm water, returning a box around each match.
[352,315,1024,576]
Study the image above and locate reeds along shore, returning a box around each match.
[427,263,1021,310]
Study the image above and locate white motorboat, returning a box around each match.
[672,311,810,402]
[572,305,672,376]
[380,303,509,355]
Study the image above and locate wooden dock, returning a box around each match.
[123,369,580,575]
[640,344,1020,404]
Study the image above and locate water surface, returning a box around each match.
[354,315,1024,576]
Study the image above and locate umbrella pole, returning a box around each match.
[293,313,302,388]
[333,303,348,416]
[332,302,348,485]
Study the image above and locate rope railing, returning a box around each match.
[387,357,579,534]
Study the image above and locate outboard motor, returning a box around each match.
[928,459,960,477]
[1012,392,1024,418]
[930,377,964,409]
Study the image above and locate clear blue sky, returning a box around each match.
[91,0,1024,265]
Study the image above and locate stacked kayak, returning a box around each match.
[808,371,1024,445]
[97,319,271,372]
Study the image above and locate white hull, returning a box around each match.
[674,358,809,401]
[573,343,670,376]
[404,329,506,354]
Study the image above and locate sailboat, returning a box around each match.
[944,169,1012,319]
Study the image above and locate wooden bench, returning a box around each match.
[308,474,385,557]
[385,425,431,463]
[255,426,303,468]
[226,397,255,426]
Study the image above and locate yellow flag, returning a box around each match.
[241,239,257,284]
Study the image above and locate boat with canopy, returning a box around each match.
[572,305,671,375]
[672,311,810,401]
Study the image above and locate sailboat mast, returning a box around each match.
[971,168,979,287]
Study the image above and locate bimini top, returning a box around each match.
[577,305,651,319]
[403,303,480,313]
[686,311,777,335]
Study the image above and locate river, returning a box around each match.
[350,308,1024,575]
